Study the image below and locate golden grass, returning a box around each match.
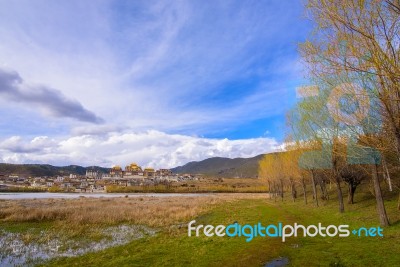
[0,194,266,228]
[106,178,268,193]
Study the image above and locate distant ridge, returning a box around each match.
[171,154,266,178]
[0,153,268,178]
[0,163,109,177]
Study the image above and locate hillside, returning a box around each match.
[0,164,109,177]
[171,154,266,178]
[0,153,268,178]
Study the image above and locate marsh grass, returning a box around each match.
[0,194,270,266]
[42,191,400,267]
[0,193,267,266]
[0,194,266,228]
[106,178,268,193]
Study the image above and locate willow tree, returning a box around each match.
[258,154,273,199]
[297,0,398,226]
[259,153,281,200]
[282,143,309,203]
[301,0,400,155]
[288,79,348,213]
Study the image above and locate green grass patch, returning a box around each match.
[7,191,400,266]
[0,221,52,233]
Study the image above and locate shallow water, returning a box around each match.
[264,257,289,267]
[0,225,157,266]
[0,192,209,200]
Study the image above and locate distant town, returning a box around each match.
[0,162,199,192]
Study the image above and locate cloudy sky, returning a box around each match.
[0,0,311,168]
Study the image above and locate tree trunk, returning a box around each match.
[335,179,345,213]
[319,178,329,200]
[397,191,400,211]
[372,164,390,226]
[289,180,293,202]
[293,183,297,201]
[382,157,392,191]
[395,131,400,163]
[325,184,330,200]
[302,177,307,204]
[280,179,284,201]
[347,184,356,204]
[310,170,319,207]
[268,180,272,199]
[289,179,296,202]
[333,161,344,213]
[319,179,325,199]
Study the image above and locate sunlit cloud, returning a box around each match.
[0,131,279,168]
[0,0,309,166]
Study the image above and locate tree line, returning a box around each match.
[259,0,399,226]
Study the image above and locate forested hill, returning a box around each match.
[0,164,109,177]
[1,153,270,178]
[171,154,266,178]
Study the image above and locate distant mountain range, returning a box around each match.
[0,164,109,177]
[0,153,267,178]
[171,154,266,178]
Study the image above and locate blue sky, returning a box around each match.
[0,0,311,168]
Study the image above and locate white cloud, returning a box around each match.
[0,131,278,168]
[0,136,56,153]
[0,0,304,135]
[0,1,308,167]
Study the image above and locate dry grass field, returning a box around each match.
[0,193,266,228]
[106,178,268,193]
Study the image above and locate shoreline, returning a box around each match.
[0,191,268,200]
